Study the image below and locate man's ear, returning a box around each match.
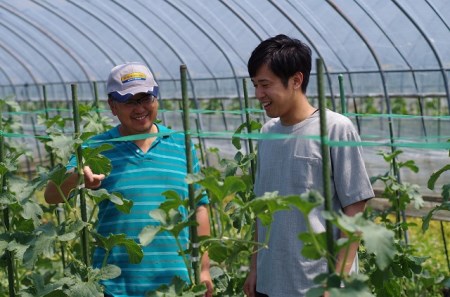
[108,98,117,116]
[292,72,304,90]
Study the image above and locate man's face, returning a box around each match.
[251,64,301,123]
[109,93,158,136]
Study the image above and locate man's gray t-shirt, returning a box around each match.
[254,109,374,297]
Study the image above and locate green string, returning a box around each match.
[2,129,449,150]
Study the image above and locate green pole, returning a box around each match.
[195,118,205,165]
[71,84,90,269]
[180,65,200,284]
[1,102,16,297]
[243,78,256,185]
[43,86,67,269]
[93,81,100,117]
[338,74,347,114]
[43,85,56,168]
[316,59,335,272]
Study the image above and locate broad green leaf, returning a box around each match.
[57,219,87,241]
[160,190,186,212]
[232,123,246,150]
[360,223,395,270]
[114,197,133,214]
[23,223,58,268]
[20,199,44,226]
[149,209,167,224]
[46,163,71,187]
[139,225,161,246]
[47,134,82,162]
[428,164,450,190]
[97,264,121,280]
[82,143,114,174]
[398,160,419,173]
[208,241,230,263]
[91,233,143,264]
[65,280,103,297]
[286,191,324,216]
[88,189,133,213]
[299,232,327,260]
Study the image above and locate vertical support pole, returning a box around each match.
[180,64,200,284]
[338,74,347,114]
[71,84,90,269]
[43,85,67,269]
[317,59,335,272]
[93,81,101,118]
[243,78,256,185]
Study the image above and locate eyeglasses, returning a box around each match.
[122,95,157,106]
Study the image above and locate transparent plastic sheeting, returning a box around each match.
[3,106,450,198]
[0,0,449,105]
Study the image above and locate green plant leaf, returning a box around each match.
[139,225,161,246]
[23,223,58,268]
[96,264,121,280]
[360,223,395,270]
[92,233,143,264]
[299,232,327,260]
[428,164,450,190]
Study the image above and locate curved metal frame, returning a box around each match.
[269,0,338,110]
[355,0,429,138]
[392,0,450,113]
[0,0,448,114]
[0,20,70,100]
[0,2,95,92]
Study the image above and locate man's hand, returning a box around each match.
[45,166,106,204]
[200,268,213,297]
[83,166,105,189]
[243,269,257,297]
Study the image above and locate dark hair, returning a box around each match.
[248,34,312,93]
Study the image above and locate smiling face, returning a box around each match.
[108,93,158,136]
[251,64,305,125]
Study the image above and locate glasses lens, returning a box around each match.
[125,95,155,106]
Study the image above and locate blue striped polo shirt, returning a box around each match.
[68,124,208,297]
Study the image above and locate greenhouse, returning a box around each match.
[1,1,450,296]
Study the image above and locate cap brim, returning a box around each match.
[109,86,159,102]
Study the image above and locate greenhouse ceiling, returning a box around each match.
[0,0,449,105]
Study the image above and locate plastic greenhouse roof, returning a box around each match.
[0,0,449,105]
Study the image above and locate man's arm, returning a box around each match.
[196,205,213,297]
[335,199,368,275]
[44,166,105,204]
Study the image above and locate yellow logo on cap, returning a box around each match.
[121,72,146,83]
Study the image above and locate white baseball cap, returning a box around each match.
[106,62,159,102]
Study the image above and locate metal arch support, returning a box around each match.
[392,0,450,113]
[32,1,117,70]
[425,0,450,31]
[327,0,410,242]
[221,0,269,40]
[145,3,220,90]
[165,0,245,155]
[0,3,95,95]
[0,21,70,100]
[165,0,245,121]
[355,0,428,138]
[165,0,247,157]
[268,0,337,111]
[0,43,40,90]
[107,0,201,126]
[288,1,356,113]
[67,0,174,81]
[0,62,18,97]
[219,0,269,123]
[326,1,392,114]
